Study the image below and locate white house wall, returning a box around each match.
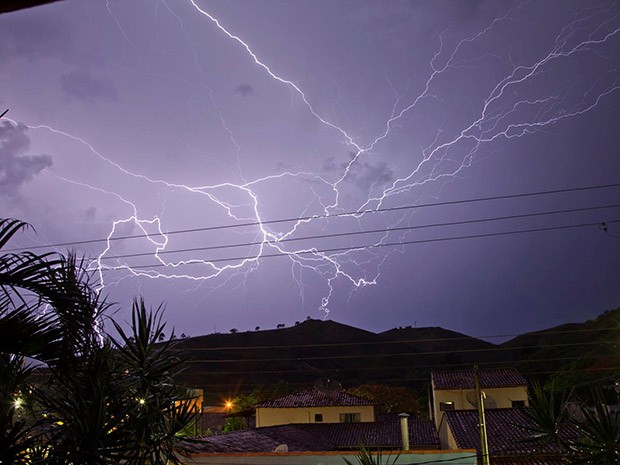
[186,450,477,465]
[255,406,375,427]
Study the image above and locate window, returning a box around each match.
[439,402,455,411]
[314,413,323,422]
[512,400,526,408]
[340,412,361,423]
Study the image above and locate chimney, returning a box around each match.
[399,413,410,451]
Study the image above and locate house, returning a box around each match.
[175,387,204,413]
[430,368,529,428]
[185,450,477,465]
[255,388,376,427]
[188,416,440,452]
[438,408,578,464]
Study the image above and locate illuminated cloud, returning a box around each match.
[0,122,52,196]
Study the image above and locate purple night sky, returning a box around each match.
[1,0,619,340]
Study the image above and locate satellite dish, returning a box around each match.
[465,391,478,408]
[314,378,343,395]
[465,391,490,408]
[274,444,288,452]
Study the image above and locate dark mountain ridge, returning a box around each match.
[173,309,620,402]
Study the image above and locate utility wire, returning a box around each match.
[168,325,620,352]
[179,355,620,376]
[180,340,613,364]
[171,367,620,389]
[101,203,620,261]
[7,181,620,252]
[600,222,620,239]
[103,218,620,270]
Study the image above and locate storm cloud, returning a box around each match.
[234,83,255,97]
[0,11,74,63]
[0,122,53,195]
[60,69,118,103]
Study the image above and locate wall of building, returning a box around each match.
[255,405,375,427]
[437,416,458,450]
[186,449,477,465]
[431,386,528,428]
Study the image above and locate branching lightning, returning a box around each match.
[5,0,620,319]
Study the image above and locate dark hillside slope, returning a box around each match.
[173,320,503,401]
[172,309,620,402]
[500,308,620,389]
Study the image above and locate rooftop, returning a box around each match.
[443,408,578,456]
[190,417,439,453]
[255,388,375,408]
[431,368,527,390]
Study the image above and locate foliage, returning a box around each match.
[569,389,620,465]
[522,382,620,464]
[0,219,196,464]
[223,417,246,432]
[343,444,400,465]
[231,381,295,413]
[520,380,568,447]
[348,384,420,415]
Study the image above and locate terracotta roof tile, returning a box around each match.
[255,388,375,408]
[191,418,439,453]
[432,368,527,390]
[443,408,578,456]
[191,425,331,453]
[299,418,439,449]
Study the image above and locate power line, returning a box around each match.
[7,181,620,252]
[101,203,620,261]
[103,218,620,270]
[178,355,620,376]
[180,340,614,364]
[173,367,620,389]
[168,325,620,352]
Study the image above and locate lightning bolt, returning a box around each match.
[5,0,620,320]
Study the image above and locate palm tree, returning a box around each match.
[0,219,196,463]
[0,219,64,360]
[520,380,569,448]
[0,219,67,462]
[569,388,620,465]
[521,381,620,464]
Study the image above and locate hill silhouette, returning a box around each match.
[172,309,620,403]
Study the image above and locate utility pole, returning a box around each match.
[474,365,490,465]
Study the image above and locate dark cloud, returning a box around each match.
[0,122,53,195]
[234,83,255,97]
[0,11,74,62]
[84,206,97,220]
[60,69,118,103]
[323,153,394,192]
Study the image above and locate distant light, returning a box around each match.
[225,401,233,409]
[14,398,23,409]
[56,421,64,426]
[138,398,146,405]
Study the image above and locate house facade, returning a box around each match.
[430,368,529,429]
[185,450,477,465]
[255,388,376,427]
